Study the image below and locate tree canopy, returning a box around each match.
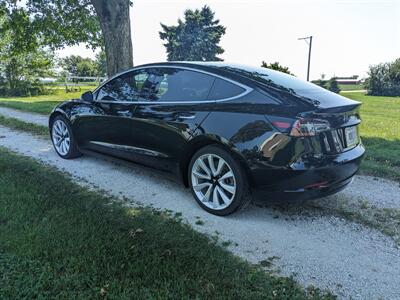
[159,6,226,61]
[0,8,54,96]
[261,61,293,75]
[61,55,96,77]
[0,0,133,76]
[60,52,107,77]
[0,0,102,50]
[366,58,400,96]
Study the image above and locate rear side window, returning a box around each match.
[144,68,215,102]
[208,78,245,100]
[96,70,149,101]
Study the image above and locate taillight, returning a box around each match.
[266,116,294,133]
[271,121,291,130]
[289,118,330,137]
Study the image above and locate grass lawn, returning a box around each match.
[338,83,365,91]
[0,148,332,299]
[0,89,399,181]
[344,92,400,181]
[0,87,92,114]
[0,115,48,136]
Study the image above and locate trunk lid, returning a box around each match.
[299,102,362,154]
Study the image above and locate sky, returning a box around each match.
[58,0,400,81]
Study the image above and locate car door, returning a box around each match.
[129,67,216,173]
[74,69,149,161]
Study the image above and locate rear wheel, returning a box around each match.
[188,145,251,215]
[51,115,81,159]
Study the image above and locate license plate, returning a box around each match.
[345,126,358,148]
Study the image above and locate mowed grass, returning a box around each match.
[0,148,333,299]
[338,83,365,91]
[0,86,93,114]
[343,92,400,181]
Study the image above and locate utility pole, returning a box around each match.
[298,36,313,81]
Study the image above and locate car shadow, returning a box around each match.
[90,152,343,223]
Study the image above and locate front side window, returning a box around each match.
[143,68,215,102]
[96,70,149,101]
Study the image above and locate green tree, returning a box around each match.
[366,58,400,96]
[0,0,133,76]
[327,77,340,94]
[159,6,226,61]
[261,61,293,75]
[95,50,107,77]
[312,77,341,94]
[61,55,97,77]
[0,10,54,96]
[312,79,327,89]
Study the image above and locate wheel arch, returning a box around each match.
[179,135,254,188]
[49,109,69,129]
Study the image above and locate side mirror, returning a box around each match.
[81,91,93,102]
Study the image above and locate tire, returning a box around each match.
[188,145,251,216]
[50,115,82,159]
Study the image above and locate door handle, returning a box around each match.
[177,114,196,120]
[117,110,130,116]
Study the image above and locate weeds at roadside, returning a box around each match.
[0,115,48,137]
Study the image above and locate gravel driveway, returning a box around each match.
[1,107,400,299]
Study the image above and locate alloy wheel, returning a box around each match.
[191,154,236,210]
[52,119,71,156]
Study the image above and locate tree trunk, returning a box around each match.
[91,0,133,76]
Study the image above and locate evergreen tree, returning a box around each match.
[159,6,226,61]
[261,61,293,75]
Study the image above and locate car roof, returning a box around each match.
[131,61,271,87]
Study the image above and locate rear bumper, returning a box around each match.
[251,143,365,201]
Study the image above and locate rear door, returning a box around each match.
[129,67,216,172]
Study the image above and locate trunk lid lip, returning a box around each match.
[298,106,362,130]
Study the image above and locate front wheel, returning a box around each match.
[51,115,81,159]
[188,145,251,216]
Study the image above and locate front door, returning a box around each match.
[74,69,149,161]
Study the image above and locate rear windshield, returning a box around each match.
[203,63,358,109]
[213,63,322,93]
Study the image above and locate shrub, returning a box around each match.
[0,78,47,97]
[327,78,341,94]
[366,58,400,96]
[312,78,341,94]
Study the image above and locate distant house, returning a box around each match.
[333,75,362,85]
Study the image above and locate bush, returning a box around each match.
[312,78,341,94]
[0,78,47,97]
[327,78,341,94]
[366,58,400,96]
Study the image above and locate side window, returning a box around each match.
[208,78,245,100]
[96,70,149,101]
[144,68,215,102]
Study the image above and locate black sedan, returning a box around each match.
[49,62,365,215]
